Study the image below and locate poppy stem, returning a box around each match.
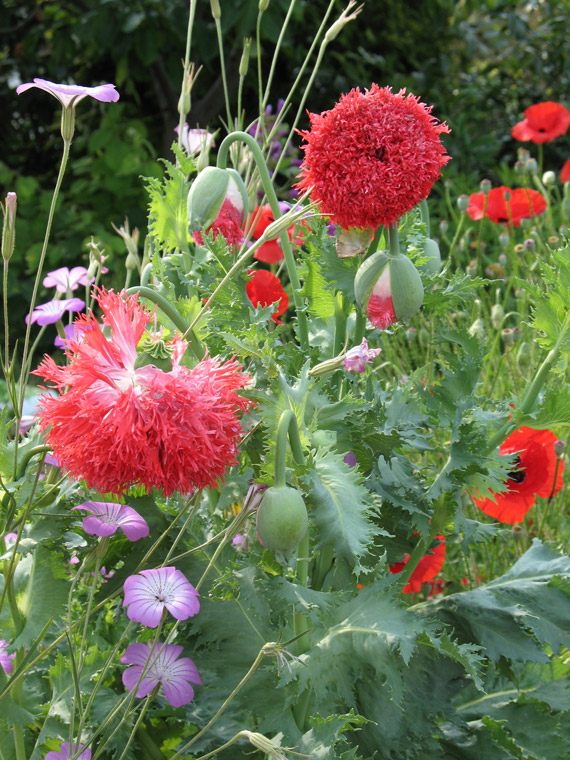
[274,409,305,489]
[216,131,310,351]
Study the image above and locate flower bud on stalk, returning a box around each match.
[187,166,248,244]
[491,303,505,330]
[468,318,485,341]
[542,170,556,186]
[239,38,252,78]
[457,194,470,212]
[355,250,424,329]
[2,192,17,261]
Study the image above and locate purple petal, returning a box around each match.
[54,323,80,349]
[81,515,117,537]
[121,642,156,666]
[26,297,85,326]
[162,680,195,708]
[115,507,149,541]
[122,664,158,698]
[17,78,119,108]
[44,743,91,760]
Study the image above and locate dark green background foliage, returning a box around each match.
[0,0,569,335]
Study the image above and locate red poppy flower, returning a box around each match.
[561,160,570,184]
[246,269,289,323]
[467,186,547,225]
[389,534,446,594]
[473,427,564,524]
[296,84,450,231]
[33,289,251,496]
[512,101,570,144]
[245,203,303,264]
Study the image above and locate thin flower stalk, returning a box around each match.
[176,0,198,156]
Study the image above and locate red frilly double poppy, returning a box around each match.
[246,269,289,323]
[389,534,446,594]
[512,101,570,144]
[473,427,564,524]
[245,203,303,264]
[296,84,450,231]
[467,186,547,226]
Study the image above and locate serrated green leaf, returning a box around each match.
[305,449,379,574]
[418,631,485,691]
[146,160,192,252]
[425,540,570,662]
[520,384,570,428]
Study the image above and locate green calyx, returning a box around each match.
[134,335,174,372]
[354,250,390,311]
[354,250,424,324]
[419,238,442,276]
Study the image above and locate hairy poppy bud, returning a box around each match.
[2,192,17,261]
[355,250,424,329]
[256,486,308,565]
[542,170,556,186]
[188,167,248,245]
[491,303,505,330]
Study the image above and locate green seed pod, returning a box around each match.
[256,486,308,564]
[389,253,425,322]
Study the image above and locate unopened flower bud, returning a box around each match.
[457,194,470,212]
[125,251,139,271]
[542,170,556,186]
[187,166,248,232]
[2,192,17,261]
[439,219,449,235]
[466,263,477,279]
[325,2,363,43]
[512,524,525,542]
[406,326,417,342]
[503,189,511,202]
[259,0,270,11]
[524,238,535,250]
[210,0,221,19]
[419,238,442,276]
[548,235,560,249]
[526,158,538,175]
[554,440,566,456]
[354,250,424,329]
[239,38,252,78]
[491,303,505,330]
[514,160,527,174]
[498,253,507,266]
[480,178,492,194]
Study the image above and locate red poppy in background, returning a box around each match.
[389,534,446,594]
[467,186,547,225]
[245,203,302,264]
[246,269,289,323]
[473,427,564,524]
[561,160,570,184]
[512,101,570,144]
[297,84,450,231]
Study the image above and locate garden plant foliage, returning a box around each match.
[1,3,570,760]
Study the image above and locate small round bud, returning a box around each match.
[457,194,470,212]
[406,326,417,342]
[239,38,252,78]
[444,178,453,189]
[498,253,508,265]
[554,440,566,457]
[514,160,527,174]
[491,303,505,330]
[439,220,449,235]
[503,189,511,202]
[512,524,525,542]
[517,147,530,162]
[542,170,556,186]
[548,235,560,249]
[480,179,492,194]
[524,238,535,250]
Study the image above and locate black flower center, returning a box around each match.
[508,456,526,484]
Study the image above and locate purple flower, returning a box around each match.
[26,298,84,326]
[175,124,215,155]
[344,338,382,374]
[17,78,119,109]
[0,640,15,675]
[123,567,199,628]
[54,323,80,349]
[232,533,247,551]
[121,641,201,708]
[3,533,17,550]
[343,451,358,468]
[43,267,90,293]
[44,742,91,760]
[72,502,149,542]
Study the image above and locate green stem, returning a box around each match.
[273,410,305,489]
[217,131,309,350]
[13,724,26,760]
[14,138,71,473]
[125,285,204,360]
[3,258,9,367]
[176,0,198,153]
[213,15,232,129]
[446,213,465,269]
[261,0,298,110]
[387,223,401,257]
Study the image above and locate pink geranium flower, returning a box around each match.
[0,640,15,675]
[17,78,119,108]
[72,502,149,542]
[26,298,85,326]
[32,289,251,495]
[123,567,199,628]
[121,642,201,708]
[43,267,90,293]
[44,742,91,760]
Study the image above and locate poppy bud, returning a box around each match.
[542,170,556,186]
[512,524,525,542]
[480,178,492,194]
[498,231,510,248]
[526,158,538,175]
[187,167,248,241]
[439,220,449,235]
[419,238,442,275]
[354,250,424,329]
[491,303,505,330]
[554,440,566,456]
